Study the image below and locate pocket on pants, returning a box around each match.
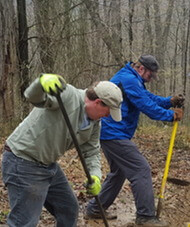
[2,151,18,185]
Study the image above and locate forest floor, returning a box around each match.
[0,125,190,227]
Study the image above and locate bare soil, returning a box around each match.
[0,126,190,227]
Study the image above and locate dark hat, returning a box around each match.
[139,54,159,72]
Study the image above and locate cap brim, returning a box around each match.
[110,108,122,122]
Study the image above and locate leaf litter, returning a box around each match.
[0,125,190,227]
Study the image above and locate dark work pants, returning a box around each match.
[87,139,155,217]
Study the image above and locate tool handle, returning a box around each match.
[56,94,109,227]
[159,121,178,198]
[157,121,178,218]
[56,94,92,183]
[156,197,163,218]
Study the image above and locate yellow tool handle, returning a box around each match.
[159,121,178,199]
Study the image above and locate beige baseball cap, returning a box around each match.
[94,81,123,121]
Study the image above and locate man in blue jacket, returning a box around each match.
[86,55,184,226]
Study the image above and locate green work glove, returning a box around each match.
[86,175,101,196]
[171,94,185,108]
[40,73,66,94]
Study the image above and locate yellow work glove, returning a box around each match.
[40,73,66,94]
[86,175,101,196]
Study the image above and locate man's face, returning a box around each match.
[85,99,110,120]
[139,66,157,82]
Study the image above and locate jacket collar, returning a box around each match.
[125,62,146,84]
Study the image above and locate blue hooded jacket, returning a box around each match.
[100,62,175,140]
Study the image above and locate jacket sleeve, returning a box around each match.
[79,121,102,179]
[145,90,172,109]
[24,78,70,110]
[122,77,174,122]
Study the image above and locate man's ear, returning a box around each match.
[95,98,102,105]
[138,65,145,75]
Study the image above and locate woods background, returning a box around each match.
[0,0,190,131]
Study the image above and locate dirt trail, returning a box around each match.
[0,126,190,227]
[77,183,136,227]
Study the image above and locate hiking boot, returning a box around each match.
[135,216,168,227]
[84,209,117,220]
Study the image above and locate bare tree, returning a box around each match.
[33,0,57,73]
[83,0,124,66]
[153,0,175,66]
[1,0,190,125]
[182,8,190,96]
[0,0,18,121]
[17,0,30,114]
[142,0,153,54]
[128,0,134,60]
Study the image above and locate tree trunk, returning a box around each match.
[153,0,174,67]
[0,0,18,121]
[17,0,30,115]
[142,0,153,54]
[182,8,190,96]
[128,0,134,60]
[83,0,124,67]
[33,0,56,73]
